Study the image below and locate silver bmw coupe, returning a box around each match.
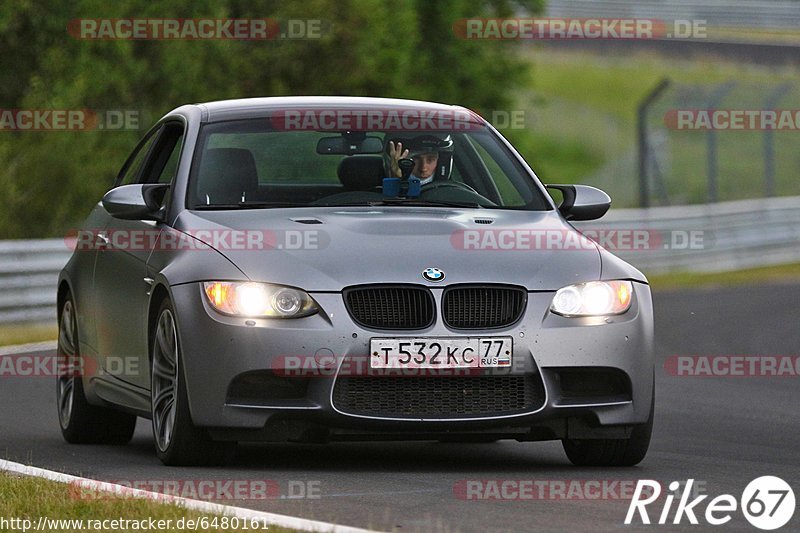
[57,97,654,466]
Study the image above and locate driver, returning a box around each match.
[386,134,453,185]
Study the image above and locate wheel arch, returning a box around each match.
[147,284,172,365]
[57,279,72,318]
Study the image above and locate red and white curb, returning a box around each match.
[0,459,377,533]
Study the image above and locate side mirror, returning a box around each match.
[102,183,169,221]
[546,184,611,221]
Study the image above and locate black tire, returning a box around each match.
[562,385,654,467]
[151,298,235,466]
[57,295,137,445]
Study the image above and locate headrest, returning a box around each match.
[196,148,258,204]
[337,156,385,191]
[435,151,453,181]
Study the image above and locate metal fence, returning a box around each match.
[0,239,68,324]
[574,195,800,273]
[635,79,800,208]
[546,0,800,29]
[2,197,799,324]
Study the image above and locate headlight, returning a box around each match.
[550,280,633,317]
[203,281,318,318]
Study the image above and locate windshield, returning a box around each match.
[187,117,551,211]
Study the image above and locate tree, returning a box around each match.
[0,0,543,237]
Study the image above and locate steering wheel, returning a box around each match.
[422,180,480,195]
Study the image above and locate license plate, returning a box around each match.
[369,337,512,369]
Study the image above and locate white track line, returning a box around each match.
[0,340,57,356]
[0,459,377,533]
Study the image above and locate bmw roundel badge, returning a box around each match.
[422,267,445,283]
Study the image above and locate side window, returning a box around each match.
[156,131,184,184]
[140,123,185,185]
[116,128,160,187]
[471,139,525,207]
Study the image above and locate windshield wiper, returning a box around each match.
[193,201,307,210]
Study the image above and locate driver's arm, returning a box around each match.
[387,141,409,178]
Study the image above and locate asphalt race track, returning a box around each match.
[1,283,799,532]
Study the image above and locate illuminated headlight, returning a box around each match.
[203,282,318,318]
[550,281,633,317]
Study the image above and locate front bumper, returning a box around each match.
[169,281,654,441]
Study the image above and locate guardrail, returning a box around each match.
[2,196,799,324]
[574,195,800,273]
[546,0,800,29]
[0,239,68,324]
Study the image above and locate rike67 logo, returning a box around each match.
[626,477,795,530]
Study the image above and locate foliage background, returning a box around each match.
[0,0,544,238]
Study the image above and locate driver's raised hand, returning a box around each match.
[388,141,410,178]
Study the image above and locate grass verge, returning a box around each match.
[647,262,800,290]
[0,323,57,347]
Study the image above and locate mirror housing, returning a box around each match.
[316,134,384,155]
[546,184,611,221]
[102,183,169,221]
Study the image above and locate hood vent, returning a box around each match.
[473,218,494,225]
[291,218,323,224]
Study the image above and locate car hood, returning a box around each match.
[173,207,603,292]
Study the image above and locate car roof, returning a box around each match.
[166,96,484,124]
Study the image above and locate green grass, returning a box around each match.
[527,48,800,121]
[0,472,299,533]
[0,323,57,347]
[511,48,800,206]
[706,26,800,45]
[647,262,800,290]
